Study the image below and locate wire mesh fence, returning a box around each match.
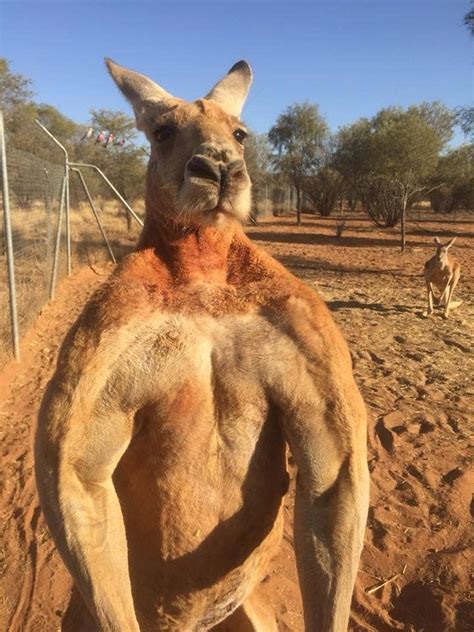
[252,183,296,219]
[1,116,143,363]
[1,125,64,360]
[67,166,142,264]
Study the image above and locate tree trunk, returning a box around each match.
[296,188,302,226]
[400,196,407,252]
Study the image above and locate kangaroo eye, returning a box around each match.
[233,128,247,144]
[154,125,175,143]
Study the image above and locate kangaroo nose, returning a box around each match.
[187,155,221,183]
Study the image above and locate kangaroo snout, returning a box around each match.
[187,155,221,183]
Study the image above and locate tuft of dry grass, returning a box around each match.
[0,198,144,364]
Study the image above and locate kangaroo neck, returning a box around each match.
[137,211,238,284]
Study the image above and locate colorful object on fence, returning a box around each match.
[80,127,94,141]
[95,131,106,145]
[104,132,114,147]
[80,128,128,148]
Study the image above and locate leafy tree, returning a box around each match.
[465,6,474,36]
[302,166,345,217]
[243,132,273,220]
[456,106,474,141]
[36,103,79,144]
[335,107,444,249]
[407,102,454,146]
[333,117,372,183]
[245,132,272,188]
[0,58,33,116]
[0,61,143,224]
[269,102,329,225]
[429,145,474,213]
[301,138,345,217]
[455,7,474,143]
[89,108,137,143]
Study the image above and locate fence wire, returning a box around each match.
[68,167,142,265]
[0,120,143,362]
[1,125,67,360]
[252,183,295,219]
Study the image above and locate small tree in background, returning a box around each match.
[0,58,33,117]
[335,105,450,249]
[269,102,328,225]
[465,5,474,36]
[302,167,345,217]
[456,106,474,142]
[244,132,272,187]
[244,132,273,218]
[301,138,345,217]
[429,145,474,213]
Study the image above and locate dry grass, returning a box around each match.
[0,198,144,364]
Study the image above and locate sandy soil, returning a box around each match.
[1,213,472,631]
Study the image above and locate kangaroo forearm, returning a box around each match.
[294,521,352,629]
[38,472,139,631]
[294,475,367,632]
[294,525,355,629]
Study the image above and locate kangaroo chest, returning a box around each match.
[112,308,300,478]
[431,266,451,289]
[111,306,296,628]
[139,310,289,437]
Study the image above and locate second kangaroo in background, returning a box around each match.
[423,237,462,318]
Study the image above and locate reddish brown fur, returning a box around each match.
[35,61,369,632]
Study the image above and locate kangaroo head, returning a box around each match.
[434,236,456,263]
[106,59,252,229]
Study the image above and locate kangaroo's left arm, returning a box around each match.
[273,296,370,632]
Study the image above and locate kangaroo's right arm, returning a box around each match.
[35,311,158,631]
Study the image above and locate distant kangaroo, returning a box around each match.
[423,237,461,318]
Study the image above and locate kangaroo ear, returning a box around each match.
[434,236,441,245]
[446,237,456,248]
[205,60,253,118]
[105,58,173,130]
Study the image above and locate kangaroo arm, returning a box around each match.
[276,319,369,631]
[293,452,368,632]
[36,390,140,631]
[35,325,145,631]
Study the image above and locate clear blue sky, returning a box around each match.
[1,0,472,141]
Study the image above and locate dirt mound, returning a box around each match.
[1,215,472,631]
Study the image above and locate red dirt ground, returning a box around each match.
[1,214,472,631]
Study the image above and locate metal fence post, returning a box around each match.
[49,174,67,300]
[68,162,143,227]
[35,119,72,276]
[71,168,116,264]
[65,165,71,275]
[0,111,20,360]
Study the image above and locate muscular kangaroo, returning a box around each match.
[35,59,369,632]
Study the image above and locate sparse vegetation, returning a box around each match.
[334,104,453,249]
[429,145,474,213]
[268,102,329,225]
